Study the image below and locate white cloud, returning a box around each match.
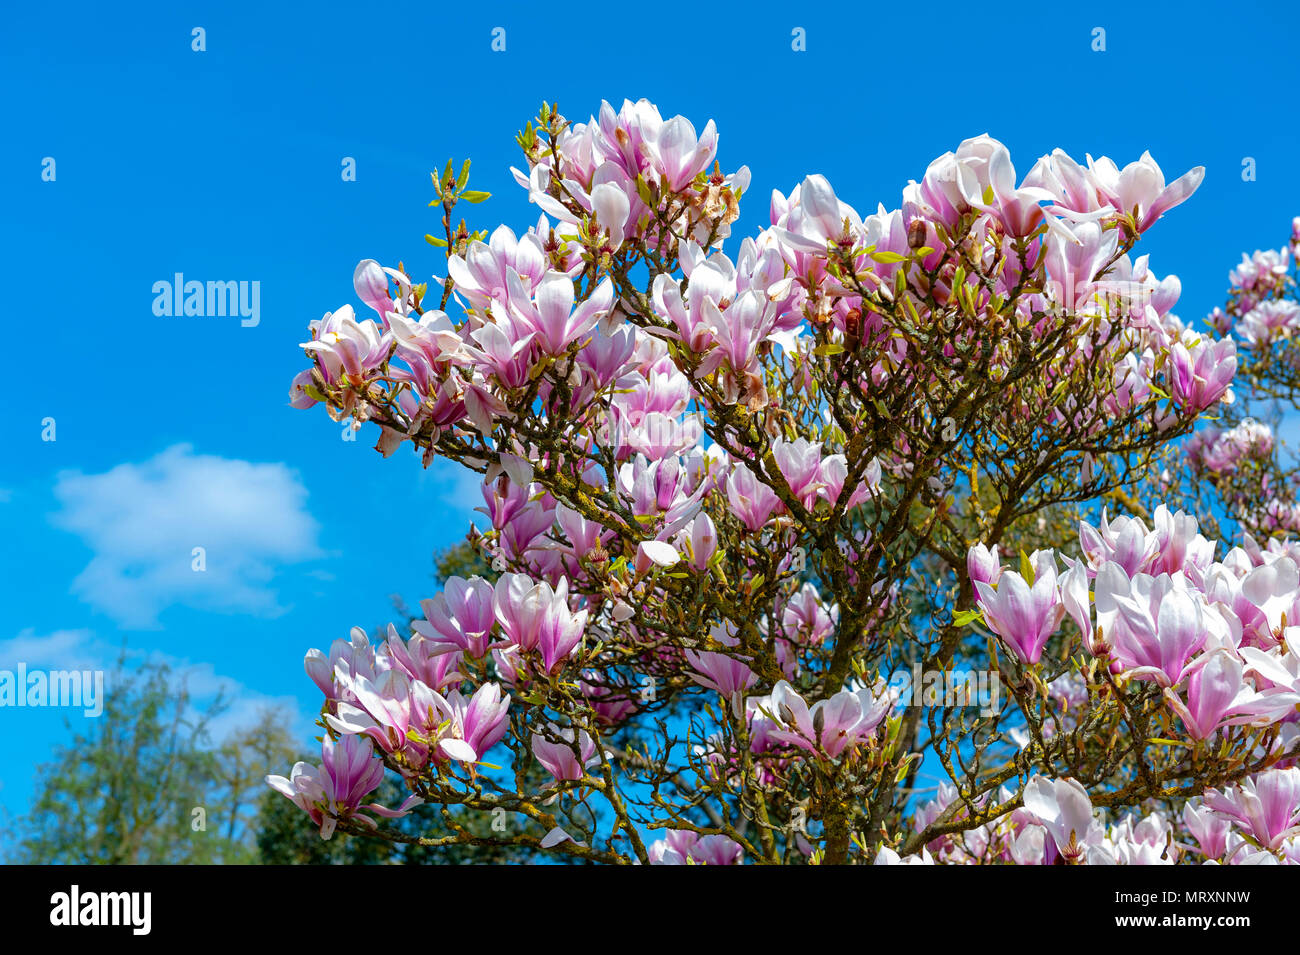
[51,444,323,627]
[160,659,309,743]
[1,628,310,744]
[0,628,104,670]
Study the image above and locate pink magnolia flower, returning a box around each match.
[955,134,1056,237]
[1163,650,1262,740]
[431,682,512,764]
[648,830,743,865]
[699,291,781,402]
[967,542,1004,587]
[508,271,613,356]
[1150,505,1216,578]
[493,573,588,673]
[326,668,415,757]
[1024,148,1112,221]
[818,454,879,509]
[531,723,600,782]
[301,305,393,387]
[1083,151,1204,234]
[684,648,758,698]
[772,437,825,509]
[386,308,472,393]
[1182,798,1232,860]
[468,314,536,390]
[1167,336,1236,413]
[1236,300,1300,348]
[1229,247,1291,298]
[972,551,1065,664]
[780,583,838,646]
[1204,768,1300,851]
[1237,638,1300,716]
[726,462,782,532]
[1059,557,1101,653]
[288,368,319,409]
[1241,556,1300,638]
[383,624,464,693]
[755,679,889,758]
[685,513,718,571]
[304,626,381,702]
[1021,775,1096,862]
[642,115,718,192]
[1098,812,1179,865]
[577,323,636,389]
[1043,219,1118,310]
[772,174,861,255]
[446,223,548,311]
[1079,511,1158,577]
[353,258,394,317]
[265,735,422,840]
[579,672,639,727]
[416,575,497,658]
[1106,571,1210,686]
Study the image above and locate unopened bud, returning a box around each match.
[907,219,927,250]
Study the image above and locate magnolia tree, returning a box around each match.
[267,98,1300,864]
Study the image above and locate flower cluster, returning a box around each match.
[884,770,1300,864]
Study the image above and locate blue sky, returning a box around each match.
[2,0,1298,833]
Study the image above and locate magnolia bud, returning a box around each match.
[907,218,927,249]
[690,514,718,571]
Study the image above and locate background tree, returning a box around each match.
[9,656,296,864]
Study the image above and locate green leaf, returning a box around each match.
[813,342,845,357]
[461,190,492,204]
[457,159,471,191]
[952,608,983,627]
[894,754,919,783]
[1019,549,1035,586]
[870,250,907,264]
[426,234,448,248]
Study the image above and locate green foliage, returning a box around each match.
[435,538,495,585]
[9,655,296,864]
